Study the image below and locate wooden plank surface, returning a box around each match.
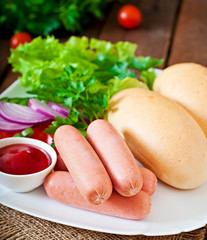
[0,69,20,93]
[0,40,10,81]
[99,0,180,67]
[168,0,207,66]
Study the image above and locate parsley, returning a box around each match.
[7,36,163,135]
[0,0,116,36]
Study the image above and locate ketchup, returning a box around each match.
[0,144,52,175]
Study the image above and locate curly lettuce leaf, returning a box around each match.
[109,77,148,96]
[7,35,163,134]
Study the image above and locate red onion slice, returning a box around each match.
[48,102,70,117]
[0,115,34,132]
[0,101,51,124]
[28,98,67,119]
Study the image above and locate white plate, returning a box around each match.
[0,79,207,236]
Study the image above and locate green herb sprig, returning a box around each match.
[7,36,163,135]
[0,0,116,36]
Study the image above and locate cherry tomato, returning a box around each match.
[118,5,142,29]
[31,121,53,145]
[0,131,16,139]
[0,121,53,145]
[10,32,33,49]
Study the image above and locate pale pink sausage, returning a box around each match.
[54,154,68,171]
[54,154,157,196]
[54,125,113,204]
[139,166,157,196]
[44,171,151,220]
[87,119,143,197]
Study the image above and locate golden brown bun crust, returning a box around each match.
[108,88,207,189]
[153,63,207,136]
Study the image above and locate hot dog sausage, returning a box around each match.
[54,154,68,171]
[54,125,113,204]
[87,119,143,197]
[54,154,157,196]
[139,166,157,196]
[44,171,151,220]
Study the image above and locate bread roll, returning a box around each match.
[153,63,207,136]
[108,88,207,189]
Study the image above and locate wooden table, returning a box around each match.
[0,0,207,239]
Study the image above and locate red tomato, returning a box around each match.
[0,121,53,144]
[10,32,33,49]
[118,5,142,29]
[31,121,53,145]
[0,131,15,139]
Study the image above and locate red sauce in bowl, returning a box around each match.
[0,144,52,175]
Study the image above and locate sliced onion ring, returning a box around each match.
[0,115,34,132]
[0,101,51,124]
[48,102,70,117]
[28,98,67,119]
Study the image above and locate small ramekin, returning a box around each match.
[0,137,57,192]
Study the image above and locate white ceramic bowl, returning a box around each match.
[0,137,57,192]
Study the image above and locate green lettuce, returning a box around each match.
[8,36,163,135]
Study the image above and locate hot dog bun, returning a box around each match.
[153,63,207,136]
[108,88,207,189]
